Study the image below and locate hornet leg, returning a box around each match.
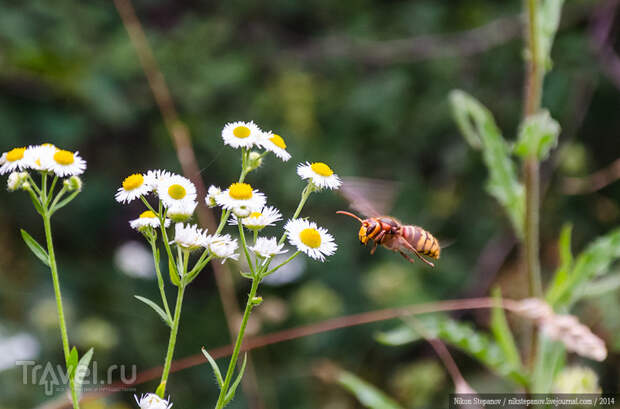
[399,250,416,263]
[398,237,435,267]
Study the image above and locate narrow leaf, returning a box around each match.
[490,288,522,370]
[449,90,525,237]
[549,227,620,308]
[581,273,620,298]
[20,229,50,266]
[224,353,248,404]
[134,295,172,327]
[168,257,180,286]
[67,347,79,379]
[375,326,421,346]
[201,347,224,388]
[545,224,573,304]
[337,369,405,409]
[74,347,94,398]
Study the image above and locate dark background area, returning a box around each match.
[0,0,619,408]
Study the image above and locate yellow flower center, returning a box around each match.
[270,134,287,149]
[168,184,187,200]
[300,228,321,248]
[310,162,333,177]
[248,212,262,218]
[6,147,26,162]
[233,126,251,139]
[53,150,75,165]
[122,174,144,191]
[139,210,157,219]
[229,183,253,200]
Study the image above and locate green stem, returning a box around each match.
[262,251,300,278]
[43,214,80,409]
[278,183,314,246]
[214,278,260,409]
[159,283,186,394]
[238,222,254,274]
[150,237,173,322]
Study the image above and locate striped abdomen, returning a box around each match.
[401,225,440,259]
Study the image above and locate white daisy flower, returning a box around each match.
[144,169,173,191]
[249,237,287,258]
[157,174,197,208]
[171,223,208,251]
[166,199,197,222]
[230,206,282,230]
[40,149,86,177]
[0,147,29,175]
[7,171,29,191]
[23,144,58,171]
[206,234,239,263]
[215,182,266,213]
[284,219,337,262]
[115,173,152,204]
[205,185,221,208]
[296,162,341,190]
[221,121,262,149]
[130,210,170,231]
[134,393,173,409]
[259,132,291,161]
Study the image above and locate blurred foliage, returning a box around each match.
[0,0,619,408]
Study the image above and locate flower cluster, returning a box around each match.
[1,144,86,178]
[122,120,340,408]
[514,298,607,361]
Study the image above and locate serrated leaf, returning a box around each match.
[514,110,560,160]
[490,288,522,370]
[538,0,565,72]
[67,347,78,379]
[337,369,405,409]
[201,347,223,388]
[449,90,525,238]
[375,326,421,346]
[20,229,50,266]
[224,353,248,404]
[74,347,94,398]
[134,295,172,327]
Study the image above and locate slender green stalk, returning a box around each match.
[159,282,186,393]
[43,213,80,409]
[214,278,260,409]
[523,0,543,299]
[150,237,173,322]
[278,183,313,246]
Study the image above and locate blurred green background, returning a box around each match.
[1,0,619,408]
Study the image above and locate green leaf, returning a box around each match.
[375,326,421,346]
[337,369,405,409]
[155,381,166,399]
[531,333,565,393]
[580,273,620,298]
[434,318,528,386]
[548,227,620,308]
[546,224,573,304]
[449,90,525,238]
[134,295,172,327]
[201,347,223,388]
[538,0,565,72]
[74,347,94,397]
[20,229,50,266]
[67,347,78,379]
[224,353,248,404]
[168,256,180,286]
[514,110,560,160]
[490,288,522,370]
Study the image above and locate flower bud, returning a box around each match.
[7,171,29,191]
[246,151,263,172]
[64,175,83,192]
[205,185,221,208]
[233,205,252,218]
[553,366,601,394]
